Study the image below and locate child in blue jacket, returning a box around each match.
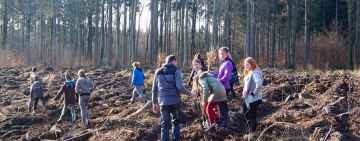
[130,61,146,103]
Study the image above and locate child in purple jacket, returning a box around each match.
[216,47,234,129]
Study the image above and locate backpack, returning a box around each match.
[226,58,240,87]
[31,81,43,98]
[64,80,75,95]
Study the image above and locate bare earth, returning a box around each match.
[0,67,359,141]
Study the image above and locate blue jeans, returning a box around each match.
[160,104,181,141]
[131,85,145,101]
[79,95,90,128]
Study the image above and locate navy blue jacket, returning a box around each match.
[152,64,191,106]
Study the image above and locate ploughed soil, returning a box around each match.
[0,66,359,141]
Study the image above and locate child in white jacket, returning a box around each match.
[242,57,263,137]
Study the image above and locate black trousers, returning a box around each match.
[217,101,229,128]
[226,87,236,99]
[28,97,45,112]
[243,100,262,132]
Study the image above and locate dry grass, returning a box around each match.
[206,50,217,71]
[157,52,166,68]
[351,70,360,78]
[144,72,155,89]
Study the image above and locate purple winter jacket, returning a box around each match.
[218,58,234,90]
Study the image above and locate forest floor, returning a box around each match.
[0,66,360,141]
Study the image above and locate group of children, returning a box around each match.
[28,68,93,128]
[147,47,264,141]
[26,46,263,140]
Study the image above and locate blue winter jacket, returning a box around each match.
[132,68,145,86]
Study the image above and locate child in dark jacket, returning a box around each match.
[28,76,46,113]
[54,71,77,123]
[130,61,146,103]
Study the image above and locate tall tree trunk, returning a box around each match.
[108,0,113,65]
[116,1,122,66]
[180,0,185,65]
[40,17,45,63]
[26,0,32,48]
[175,2,178,55]
[223,0,231,48]
[335,0,339,49]
[74,1,80,65]
[80,21,85,64]
[50,15,56,64]
[25,0,32,64]
[150,0,158,65]
[123,1,128,65]
[159,0,165,53]
[271,20,276,67]
[204,0,210,50]
[166,0,172,54]
[95,0,100,63]
[287,0,297,69]
[2,0,8,48]
[347,0,355,69]
[212,0,220,49]
[183,0,189,67]
[87,12,93,59]
[354,0,360,68]
[22,18,25,49]
[266,2,271,64]
[100,0,106,65]
[164,0,169,54]
[136,4,145,59]
[128,0,136,64]
[304,0,310,68]
[246,0,256,57]
[175,1,180,57]
[321,0,326,29]
[191,0,197,53]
